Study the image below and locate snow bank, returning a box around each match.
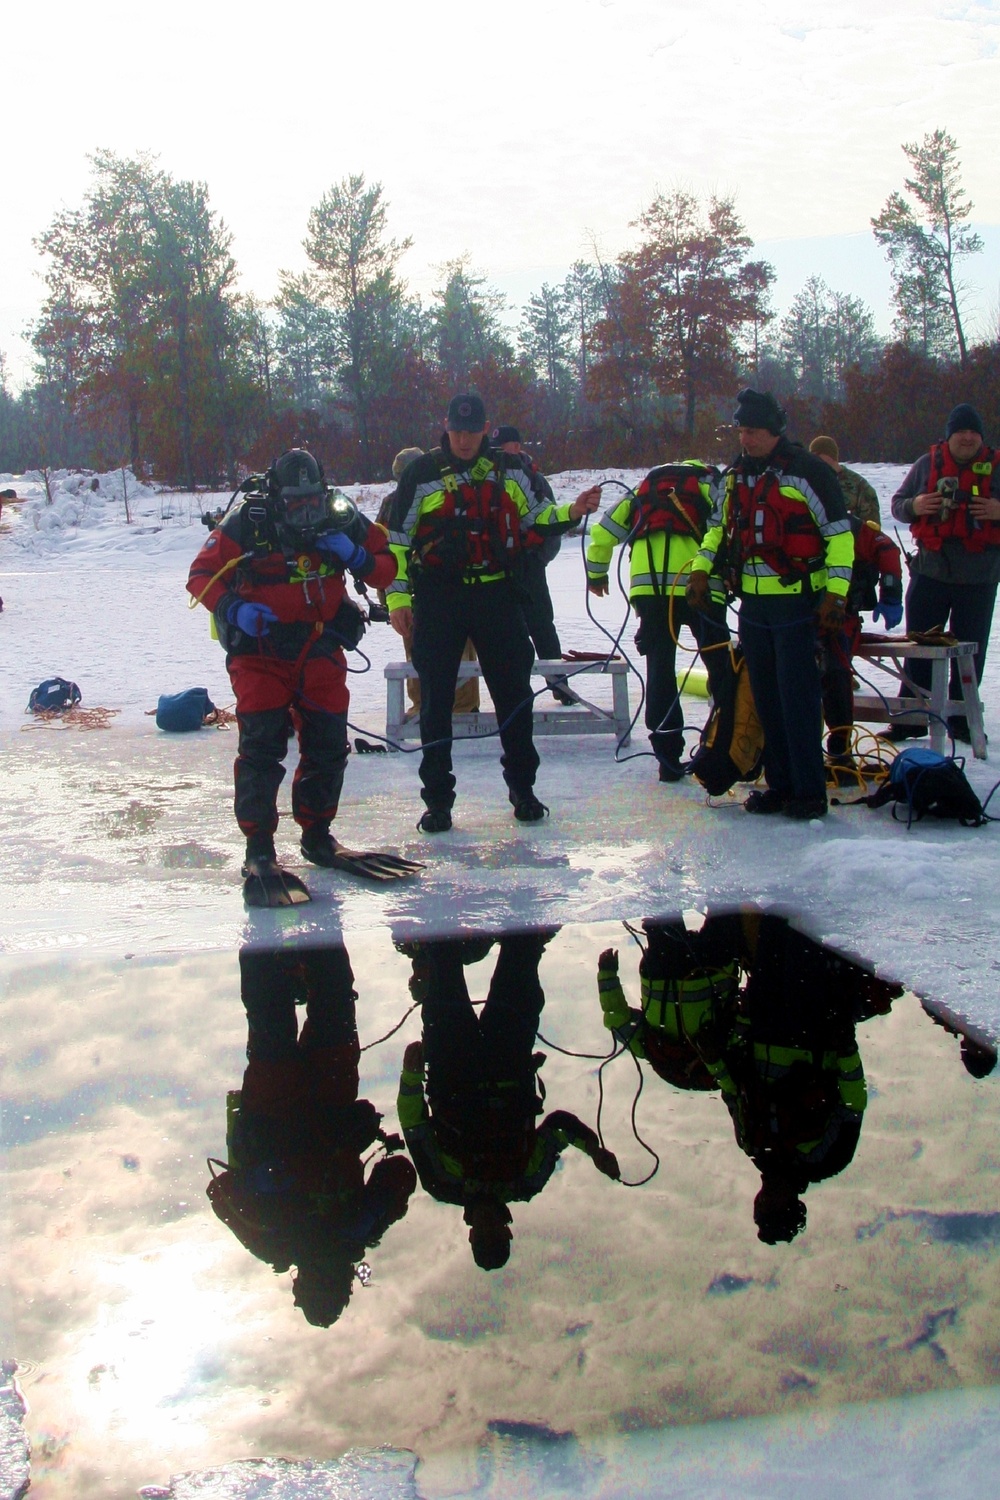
[4,467,211,557]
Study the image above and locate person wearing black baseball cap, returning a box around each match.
[889,403,1000,743]
[386,395,600,832]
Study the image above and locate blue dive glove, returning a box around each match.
[227,599,278,636]
[873,601,903,630]
[316,531,369,572]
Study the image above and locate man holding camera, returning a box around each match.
[890,404,1000,742]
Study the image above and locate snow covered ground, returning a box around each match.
[3,462,1000,1499]
[1,462,998,1028]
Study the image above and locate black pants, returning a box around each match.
[904,572,997,700]
[819,623,858,757]
[411,579,539,810]
[517,552,562,661]
[233,706,349,837]
[739,593,826,802]
[634,594,732,768]
[421,934,547,1104]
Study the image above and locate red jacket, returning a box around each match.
[911,441,1000,554]
[848,518,902,616]
[187,499,395,657]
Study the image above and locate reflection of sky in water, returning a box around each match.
[74,1242,232,1437]
[3,920,1000,1496]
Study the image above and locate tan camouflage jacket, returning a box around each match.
[837,466,880,524]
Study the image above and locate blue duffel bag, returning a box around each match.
[155,688,216,732]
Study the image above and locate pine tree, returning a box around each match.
[774,277,879,402]
[561,262,604,390]
[872,129,982,366]
[272,271,339,408]
[519,285,574,390]
[32,151,247,484]
[431,257,513,391]
[303,174,412,479]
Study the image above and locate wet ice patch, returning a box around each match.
[160,844,230,870]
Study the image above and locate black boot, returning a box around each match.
[242,831,277,869]
[300,823,339,867]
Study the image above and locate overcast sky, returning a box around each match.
[2,0,998,386]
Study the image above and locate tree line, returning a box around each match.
[1,130,995,484]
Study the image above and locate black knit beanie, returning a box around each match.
[945,403,984,439]
[733,388,787,435]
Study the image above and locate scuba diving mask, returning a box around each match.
[268,449,332,539]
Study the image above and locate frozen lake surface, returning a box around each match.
[2,464,999,1497]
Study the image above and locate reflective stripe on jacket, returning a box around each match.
[386,441,577,609]
[587,463,723,600]
[693,441,854,598]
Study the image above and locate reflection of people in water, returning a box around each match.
[920,998,998,1079]
[694,912,902,1243]
[206,945,416,1325]
[396,931,619,1270]
[597,914,745,1090]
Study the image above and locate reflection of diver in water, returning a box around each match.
[396,931,619,1270]
[695,913,902,1243]
[597,915,745,1091]
[207,945,416,1325]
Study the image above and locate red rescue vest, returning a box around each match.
[911,441,1000,553]
[413,456,522,577]
[727,468,825,582]
[633,464,714,543]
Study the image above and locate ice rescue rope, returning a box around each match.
[583,479,742,771]
[208,477,696,765]
[539,917,661,1188]
[187,551,252,608]
[303,477,655,759]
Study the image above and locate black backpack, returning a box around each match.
[27,677,82,713]
[867,747,987,828]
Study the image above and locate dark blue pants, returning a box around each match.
[517,552,562,661]
[634,595,732,767]
[904,573,997,698]
[411,579,539,810]
[739,594,825,802]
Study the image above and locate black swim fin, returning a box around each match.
[241,857,313,907]
[301,835,424,882]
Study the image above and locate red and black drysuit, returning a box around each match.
[207,944,415,1327]
[187,502,395,840]
[820,518,902,757]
